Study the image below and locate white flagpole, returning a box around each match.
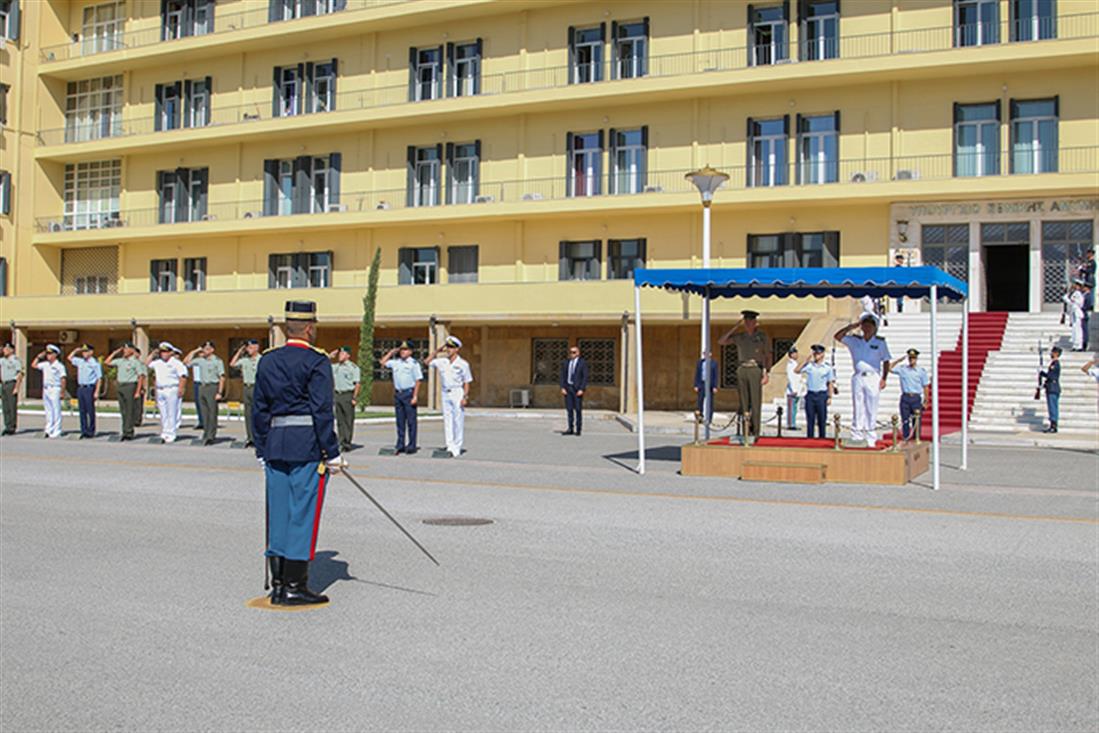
[635,284,646,475]
[930,284,940,491]
[961,298,969,470]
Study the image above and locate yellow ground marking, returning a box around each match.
[245,595,327,612]
[5,451,1097,526]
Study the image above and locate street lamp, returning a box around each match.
[686,166,729,440]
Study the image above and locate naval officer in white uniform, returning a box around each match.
[32,345,68,438]
[426,336,473,458]
[146,342,189,443]
[834,312,892,445]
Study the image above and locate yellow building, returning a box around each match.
[0,0,1096,410]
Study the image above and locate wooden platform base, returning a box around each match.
[682,440,930,485]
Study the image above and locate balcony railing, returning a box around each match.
[35,11,1099,147]
[33,146,1099,234]
[39,0,410,63]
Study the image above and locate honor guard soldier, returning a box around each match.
[146,342,188,443]
[1039,346,1062,434]
[230,339,261,448]
[68,344,103,439]
[693,350,719,427]
[32,345,67,439]
[329,346,362,454]
[185,341,226,445]
[834,312,892,445]
[427,336,473,458]
[380,341,424,454]
[718,310,771,440]
[253,300,342,606]
[0,341,24,435]
[890,348,930,441]
[105,343,147,441]
[560,344,589,436]
[796,344,836,439]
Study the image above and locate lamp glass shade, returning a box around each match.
[686,167,730,202]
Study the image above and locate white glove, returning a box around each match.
[326,457,345,474]
[257,457,266,470]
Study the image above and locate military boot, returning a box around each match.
[268,556,286,605]
[281,560,329,606]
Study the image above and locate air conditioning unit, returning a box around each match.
[58,330,79,345]
[521,192,544,201]
[201,214,217,221]
[0,38,7,51]
[473,194,494,204]
[894,169,920,181]
[48,221,65,232]
[375,201,391,210]
[643,185,664,193]
[243,211,259,219]
[850,171,879,183]
[326,202,347,212]
[509,388,531,408]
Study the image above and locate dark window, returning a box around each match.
[532,338,569,384]
[150,258,178,292]
[398,247,439,285]
[1,0,20,42]
[448,40,482,97]
[1041,220,1092,305]
[800,0,838,60]
[748,116,789,187]
[955,0,999,47]
[446,141,480,204]
[568,25,605,83]
[373,338,429,381]
[269,0,347,22]
[578,338,616,385]
[954,102,1001,177]
[609,127,647,194]
[274,64,303,116]
[747,232,839,268]
[263,154,341,215]
[447,245,479,284]
[407,145,442,207]
[749,4,789,66]
[184,77,212,127]
[0,170,10,216]
[267,251,333,289]
[920,223,970,286]
[161,0,213,41]
[183,257,206,291]
[612,19,648,79]
[720,343,738,388]
[0,256,8,297]
[0,84,8,126]
[559,240,602,281]
[567,131,603,197]
[608,238,646,280]
[409,46,444,101]
[156,168,208,224]
[1010,97,1058,174]
[1011,0,1056,41]
[155,82,182,131]
[796,112,839,184]
[312,60,337,112]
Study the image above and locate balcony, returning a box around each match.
[33,147,1099,242]
[34,12,1099,153]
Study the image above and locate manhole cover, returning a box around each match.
[422,517,494,527]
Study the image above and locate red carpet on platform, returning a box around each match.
[708,435,899,451]
[922,312,1008,436]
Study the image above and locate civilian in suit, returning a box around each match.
[560,345,589,436]
[694,351,719,426]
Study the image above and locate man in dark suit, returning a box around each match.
[694,350,719,426]
[560,344,589,436]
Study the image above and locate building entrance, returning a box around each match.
[983,245,1030,312]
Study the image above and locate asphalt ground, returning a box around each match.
[1,413,1097,731]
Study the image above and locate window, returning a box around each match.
[921,223,970,285]
[749,4,789,66]
[748,116,789,187]
[185,77,212,127]
[274,65,301,116]
[567,131,603,197]
[1011,97,1058,174]
[63,160,121,230]
[1012,0,1056,41]
[532,338,569,384]
[267,251,333,289]
[569,25,605,84]
[448,40,482,97]
[150,258,178,292]
[796,112,839,184]
[610,127,647,194]
[157,168,208,223]
[608,238,646,279]
[274,61,337,116]
[183,257,206,291]
[446,142,480,205]
[398,247,439,285]
[155,82,182,131]
[407,145,442,207]
[558,240,601,281]
[61,246,118,295]
[954,102,1000,177]
[312,60,337,112]
[1042,220,1092,305]
[748,232,839,268]
[448,245,479,284]
[720,343,738,388]
[263,154,341,215]
[75,276,110,294]
[373,338,429,381]
[612,19,648,79]
[66,76,123,142]
[161,0,213,41]
[955,0,999,47]
[0,0,19,42]
[578,338,616,385]
[409,46,444,102]
[81,3,124,55]
[800,0,839,60]
[0,171,11,216]
[0,84,7,127]
[0,256,7,297]
[268,0,347,22]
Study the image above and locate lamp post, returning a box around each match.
[686,166,729,440]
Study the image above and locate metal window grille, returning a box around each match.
[61,246,118,295]
[720,343,739,389]
[578,338,616,385]
[372,338,429,382]
[532,338,568,384]
[773,338,796,367]
[1042,220,1094,304]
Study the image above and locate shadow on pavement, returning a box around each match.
[602,444,682,470]
[312,550,437,597]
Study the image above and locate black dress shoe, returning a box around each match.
[563,430,574,436]
[280,560,328,606]
[244,441,254,448]
[394,448,405,455]
[203,438,214,446]
[406,448,418,455]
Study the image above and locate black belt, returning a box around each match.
[335,390,355,395]
[903,392,922,396]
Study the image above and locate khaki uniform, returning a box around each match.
[238,354,260,445]
[190,355,225,443]
[331,360,361,452]
[0,355,22,435]
[114,356,146,439]
[732,330,770,436]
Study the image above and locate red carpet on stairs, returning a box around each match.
[921,312,1008,436]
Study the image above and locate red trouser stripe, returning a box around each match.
[309,470,328,561]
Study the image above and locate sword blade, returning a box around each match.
[341,469,441,567]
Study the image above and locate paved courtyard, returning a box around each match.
[1,412,1097,731]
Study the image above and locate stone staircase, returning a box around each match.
[970,313,1099,435]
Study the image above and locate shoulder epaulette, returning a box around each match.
[262,345,281,355]
[310,345,327,355]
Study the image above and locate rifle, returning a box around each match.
[1034,340,1044,401]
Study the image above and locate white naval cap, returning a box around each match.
[445,336,463,348]
[158,341,178,352]
[46,344,62,354]
[858,311,880,326]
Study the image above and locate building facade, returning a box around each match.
[0,0,1096,409]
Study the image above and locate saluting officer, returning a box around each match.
[797,344,836,439]
[230,339,261,448]
[105,342,147,441]
[0,341,24,436]
[32,345,67,439]
[185,341,226,446]
[68,344,103,439]
[718,310,771,439]
[146,342,188,444]
[834,312,892,445]
[427,336,473,458]
[891,348,931,441]
[253,300,342,606]
[329,346,361,454]
[380,341,424,454]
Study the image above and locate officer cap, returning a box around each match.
[200,340,215,348]
[907,348,920,357]
[285,300,317,322]
[445,336,463,348]
[1050,345,1063,355]
[158,341,176,352]
[82,343,95,351]
[810,344,826,354]
[339,345,353,354]
[46,344,62,354]
[245,339,259,346]
[788,346,798,354]
[1,342,12,349]
[859,311,880,326]
[399,340,414,350]
[741,310,760,320]
[122,341,136,350]
[1073,277,1086,286]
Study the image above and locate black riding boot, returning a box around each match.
[268,556,286,605]
[282,560,329,606]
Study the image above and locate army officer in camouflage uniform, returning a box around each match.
[329,346,361,453]
[105,343,147,441]
[718,310,772,440]
[230,339,261,448]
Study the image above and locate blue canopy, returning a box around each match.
[634,266,968,301]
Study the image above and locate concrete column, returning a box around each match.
[619,313,630,414]
[428,319,449,410]
[968,239,982,313]
[1029,219,1043,313]
[624,315,638,415]
[269,323,286,348]
[133,326,150,357]
[13,327,28,399]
